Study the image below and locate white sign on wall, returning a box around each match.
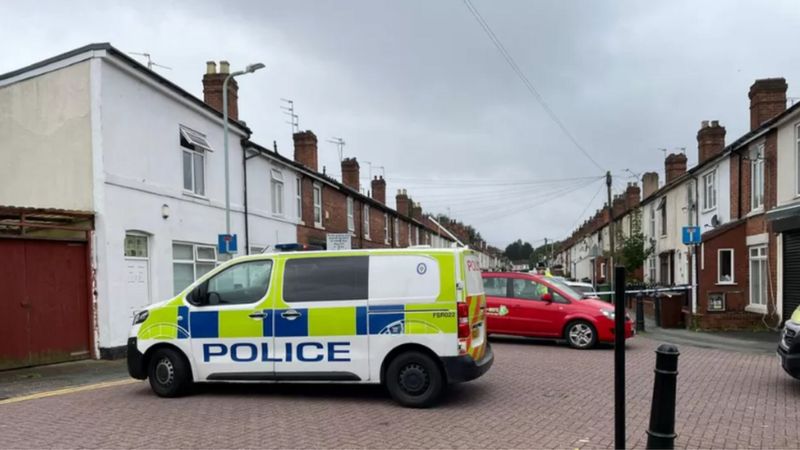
[326,233,352,250]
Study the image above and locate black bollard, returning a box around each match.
[636,292,645,332]
[614,267,626,450]
[646,343,680,449]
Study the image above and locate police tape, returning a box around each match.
[587,285,696,296]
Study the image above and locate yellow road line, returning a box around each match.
[0,379,139,405]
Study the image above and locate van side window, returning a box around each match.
[483,278,508,297]
[194,260,272,306]
[283,256,368,302]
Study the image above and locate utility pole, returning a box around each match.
[606,171,615,292]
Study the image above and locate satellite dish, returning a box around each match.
[710,215,720,227]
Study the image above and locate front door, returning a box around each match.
[124,234,151,319]
[188,259,275,380]
[273,255,370,381]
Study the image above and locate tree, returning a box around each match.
[504,239,533,262]
[617,232,653,280]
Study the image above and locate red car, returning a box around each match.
[482,272,633,349]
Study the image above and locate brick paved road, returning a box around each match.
[1,337,798,449]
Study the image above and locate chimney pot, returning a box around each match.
[206,61,217,74]
[710,120,719,127]
[219,60,230,74]
[701,120,709,128]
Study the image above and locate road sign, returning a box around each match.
[326,233,352,250]
[682,226,701,245]
[218,233,238,254]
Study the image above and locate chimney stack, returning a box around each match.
[612,196,625,220]
[697,120,726,164]
[749,78,787,130]
[293,131,318,171]
[624,183,641,209]
[341,158,360,191]
[396,189,410,216]
[371,176,386,204]
[642,172,659,199]
[411,202,423,221]
[202,60,239,120]
[664,153,687,183]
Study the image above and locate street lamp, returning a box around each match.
[222,62,265,238]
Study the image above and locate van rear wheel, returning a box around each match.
[385,351,444,408]
[147,348,192,397]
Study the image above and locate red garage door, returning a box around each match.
[0,239,91,370]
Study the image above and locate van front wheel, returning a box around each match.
[385,351,444,408]
[147,348,192,397]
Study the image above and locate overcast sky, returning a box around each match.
[3,1,799,249]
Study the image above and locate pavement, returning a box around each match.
[1,333,799,449]
[639,319,781,354]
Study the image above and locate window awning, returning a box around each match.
[180,125,213,152]
[766,203,800,233]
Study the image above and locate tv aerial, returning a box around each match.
[128,52,172,72]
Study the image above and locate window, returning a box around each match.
[296,178,302,221]
[271,169,284,215]
[193,260,273,305]
[796,123,800,196]
[648,256,656,282]
[649,206,655,236]
[600,263,606,279]
[511,278,546,300]
[483,277,508,297]
[363,205,370,239]
[702,170,717,211]
[718,249,734,283]
[749,245,768,306]
[283,256,368,302]
[659,197,667,237]
[181,130,206,196]
[751,145,765,211]
[124,234,148,258]
[415,227,420,246]
[384,213,389,243]
[408,224,412,246]
[347,197,355,232]
[313,184,323,226]
[659,252,671,285]
[172,243,217,294]
[393,217,399,245]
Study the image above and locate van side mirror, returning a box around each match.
[541,293,553,303]
[188,281,210,306]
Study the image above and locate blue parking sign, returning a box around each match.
[682,226,701,245]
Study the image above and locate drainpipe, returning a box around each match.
[242,139,261,255]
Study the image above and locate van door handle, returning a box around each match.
[281,310,301,320]
[248,311,268,320]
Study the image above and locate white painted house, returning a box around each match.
[0,43,299,363]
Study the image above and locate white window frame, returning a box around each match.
[659,198,667,237]
[296,178,302,222]
[124,232,149,259]
[796,123,800,197]
[363,204,370,239]
[717,248,734,284]
[347,198,355,233]
[702,170,717,212]
[748,245,768,307]
[172,242,218,294]
[313,184,323,227]
[271,169,285,216]
[648,256,656,282]
[649,205,655,236]
[384,213,389,244]
[180,126,210,197]
[751,145,765,211]
[393,217,399,246]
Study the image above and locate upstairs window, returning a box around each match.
[659,197,667,237]
[296,178,302,221]
[271,169,284,215]
[180,125,211,196]
[751,145,765,211]
[363,204,371,239]
[347,198,355,232]
[649,205,655,236]
[313,184,323,227]
[702,170,717,211]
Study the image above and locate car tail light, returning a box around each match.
[457,302,470,339]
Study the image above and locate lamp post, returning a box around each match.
[223,62,265,237]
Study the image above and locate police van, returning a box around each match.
[127,248,493,407]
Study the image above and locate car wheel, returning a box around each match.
[385,351,444,408]
[565,321,597,349]
[148,347,192,397]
